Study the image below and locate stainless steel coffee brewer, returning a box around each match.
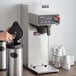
[7,22,23,76]
[0,31,6,71]
[22,5,60,74]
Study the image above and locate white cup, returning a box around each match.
[62,55,70,70]
[55,48,63,56]
[58,45,66,56]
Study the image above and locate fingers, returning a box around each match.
[8,33,13,40]
[6,32,13,42]
[0,31,13,42]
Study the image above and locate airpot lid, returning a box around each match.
[8,21,23,41]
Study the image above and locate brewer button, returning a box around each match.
[44,21,47,23]
[41,21,43,23]
[48,21,50,23]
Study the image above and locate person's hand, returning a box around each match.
[0,31,13,42]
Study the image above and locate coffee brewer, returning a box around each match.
[21,5,60,74]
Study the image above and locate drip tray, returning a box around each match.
[28,65,59,74]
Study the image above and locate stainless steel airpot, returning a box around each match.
[0,30,6,71]
[7,21,23,76]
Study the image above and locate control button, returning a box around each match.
[48,21,50,23]
[41,21,43,23]
[44,21,47,23]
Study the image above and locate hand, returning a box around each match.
[0,31,13,42]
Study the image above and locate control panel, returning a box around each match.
[29,13,60,26]
[38,15,60,25]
